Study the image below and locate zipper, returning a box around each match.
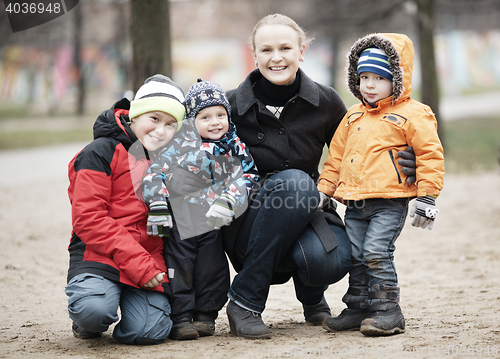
[388,150,402,184]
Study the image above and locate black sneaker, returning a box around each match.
[193,313,216,337]
[72,322,101,339]
[169,318,199,340]
[226,301,271,339]
[322,308,370,331]
[360,305,405,336]
[303,297,331,326]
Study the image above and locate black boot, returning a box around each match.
[360,284,405,336]
[303,297,331,326]
[72,322,101,339]
[322,286,370,332]
[170,318,199,340]
[323,308,370,331]
[226,301,271,339]
[193,311,217,337]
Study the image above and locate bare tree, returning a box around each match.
[73,3,84,115]
[130,0,172,92]
[416,0,444,146]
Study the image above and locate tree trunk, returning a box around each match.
[417,0,445,147]
[130,0,172,92]
[73,3,84,115]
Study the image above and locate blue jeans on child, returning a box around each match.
[344,198,409,289]
[65,273,172,345]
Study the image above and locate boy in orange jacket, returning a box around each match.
[318,33,444,336]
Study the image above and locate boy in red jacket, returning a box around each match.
[65,75,185,344]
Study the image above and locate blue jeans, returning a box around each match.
[345,198,409,289]
[65,273,172,345]
[227,169,351,313]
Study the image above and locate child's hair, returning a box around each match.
[249,14,314,52]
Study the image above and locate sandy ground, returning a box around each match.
[0,142,499,359]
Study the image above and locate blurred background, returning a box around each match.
[1,0,499,172]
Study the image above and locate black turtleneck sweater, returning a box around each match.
[252,72,301,107]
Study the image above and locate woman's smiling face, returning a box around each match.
[253,24,305,86]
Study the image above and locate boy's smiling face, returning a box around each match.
[194,105,229,140]
[130,111,178,151]
[359,72,393,103]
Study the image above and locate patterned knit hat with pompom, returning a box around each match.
[184,79,231,120]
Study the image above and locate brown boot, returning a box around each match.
[169,318,199,340]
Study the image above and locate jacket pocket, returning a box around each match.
[381,113,407,127]
[388,150,403,184]
[346,112,363,127]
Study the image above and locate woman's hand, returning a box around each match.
[397,146,417,184]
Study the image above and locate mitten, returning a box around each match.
[207,216,233,230]
[206,193,236,228]
[147,201,173,237]
[397,146,417,184]
[409,196,439,230]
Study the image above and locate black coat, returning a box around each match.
[226,68,347,181]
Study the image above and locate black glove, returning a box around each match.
[167,165,207,196]
[397,146,417,184]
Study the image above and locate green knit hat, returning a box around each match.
[129,74,186,131]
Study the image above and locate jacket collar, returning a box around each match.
[364,95,394,112]
[234,68,320,116]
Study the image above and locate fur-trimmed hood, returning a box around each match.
[347,33,414,105]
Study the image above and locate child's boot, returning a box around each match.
[193,311,217,337]
[360,284,405,336]
[170,316,199,340]
[322,286,370,331]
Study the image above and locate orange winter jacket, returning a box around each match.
[318,33,444,201]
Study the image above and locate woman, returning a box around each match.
[218,14,352,339]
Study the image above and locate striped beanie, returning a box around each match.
[129,74,186,131]
[357,47,393,82]
[185,79,230,121]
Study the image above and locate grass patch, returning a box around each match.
[0,114,498,173]
[0,129,92,150]
[442,117,500,172]
[0,104,29,119]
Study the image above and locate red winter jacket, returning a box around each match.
[67,98,170,295]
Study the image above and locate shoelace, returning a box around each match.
[242,310,261,319]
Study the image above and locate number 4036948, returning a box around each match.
[5,2,61,14]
